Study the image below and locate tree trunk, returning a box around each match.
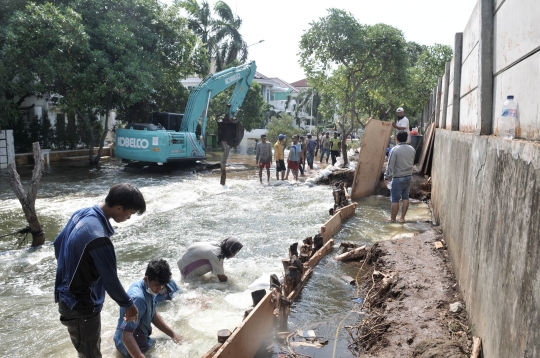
[77,110,96,164]
[93,93,113,165]
[7,142,45,247]
[220,141,231,185]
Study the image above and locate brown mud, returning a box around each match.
[348,228,474,357]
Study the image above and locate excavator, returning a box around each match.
[114,61,257,164]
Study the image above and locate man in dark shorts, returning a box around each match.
[256,134,272,183]
[384,131,416,222]
[274,134,286,180]
[54,183,146,357]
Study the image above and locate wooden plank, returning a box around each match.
[213,291,276,358]
[351,119,393,199]
[422,127,436,175]
[336,202,357,221]
[287,267,313,302]
[202,343,222,358]
[321,212,342,243]
[417,123,434,170]
[306,239,334,268]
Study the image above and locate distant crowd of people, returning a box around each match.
[53,109,417,358]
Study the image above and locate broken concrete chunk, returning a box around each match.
[449,302,463,313]
[434,241,444,249]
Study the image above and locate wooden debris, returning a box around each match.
[335,245,366,262]
[471,336,482,358]
[341,275,356,285]
[217,329,232,343]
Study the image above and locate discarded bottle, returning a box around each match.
[501,95,517,139]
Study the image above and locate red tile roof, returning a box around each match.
[290,78,309,87]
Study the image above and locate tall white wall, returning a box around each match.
[0,130,15,169]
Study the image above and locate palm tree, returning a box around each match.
[179,0,247,72]
[295,88,321,127]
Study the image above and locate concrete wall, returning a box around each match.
[432,130,540,358]
[0,130,15,169]
[426,0,540,356]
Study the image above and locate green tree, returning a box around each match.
[403,43,453,122]
[179,0,247,72]
[56,0,202,164]
[206,81,266,135]
[266,113,302,146]
[0,2,89,129]
[299,9,407,164]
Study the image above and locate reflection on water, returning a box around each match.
[0,150,430,358]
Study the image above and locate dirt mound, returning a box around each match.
[348,229,473,357]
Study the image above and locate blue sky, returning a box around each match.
[164,0,478,83]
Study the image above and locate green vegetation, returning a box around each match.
[299,8,452,164]
[266,113,302,146]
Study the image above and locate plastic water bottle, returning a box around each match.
[501,95,517,139]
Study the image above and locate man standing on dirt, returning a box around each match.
[285,135,301,181]
[54,183,146,358]
[274,134,286,180]
[384,131,416,223]
[330,132,341,166]
[306,133,318,170]
[393,107,410,144]
[320,132,331,163]
[256,134,272,184]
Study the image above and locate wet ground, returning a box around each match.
[0,145,431,358]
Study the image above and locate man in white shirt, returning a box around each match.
[392,107,410,144]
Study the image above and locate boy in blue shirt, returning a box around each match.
[114,259,182,357]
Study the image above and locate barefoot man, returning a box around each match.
[384,131,416,223]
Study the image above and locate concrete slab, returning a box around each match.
[459,88,479,133]
[350,119,393,199]
[462,1,480,60]
[492,50,540,140]
[493,0,540,74]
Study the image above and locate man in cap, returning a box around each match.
[285,134,301,181]
[274,134,286,180]
[256,134,272,183]
[306,133,318,169]
[393,107,410,143]
[320,132,331,163]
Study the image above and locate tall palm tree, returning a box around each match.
[178,0,247,72]
[295,88,321,127]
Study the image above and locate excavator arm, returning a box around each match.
[181,61,257,140]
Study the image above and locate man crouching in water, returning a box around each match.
[178,238,243,282]
[114,259,182,357]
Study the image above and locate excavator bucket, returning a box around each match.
[218,121,244,148]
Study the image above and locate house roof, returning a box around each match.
[268,77,299,93]
[254,71,270,80]
[290,78,309,88]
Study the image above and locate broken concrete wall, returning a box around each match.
[431,129,540,358]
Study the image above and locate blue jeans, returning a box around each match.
[307,151,314,168]
[320,148,330,162]
[390,175,412,203]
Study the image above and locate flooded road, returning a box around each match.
[0,148,430,358]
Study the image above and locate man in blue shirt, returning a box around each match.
[285,134,301,181]
[306,133,318,169]
[54,183,146,358]
[114,259,182,357]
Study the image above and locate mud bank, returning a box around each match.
[349,228,474,357]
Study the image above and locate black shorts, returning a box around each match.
[276,160,286,172]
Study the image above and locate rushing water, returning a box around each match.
[0,147,431,358]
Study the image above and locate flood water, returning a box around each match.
[0,145,431,358]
